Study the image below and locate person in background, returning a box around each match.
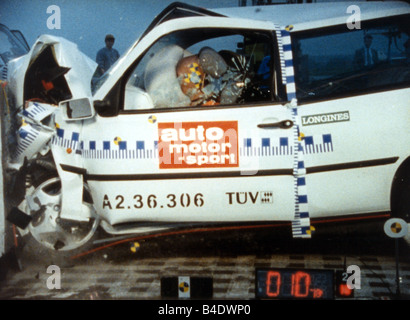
[354,34,379,69]
[96,34,120,76]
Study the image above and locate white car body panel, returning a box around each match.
[3,2,409,247]
[301,88,410,218]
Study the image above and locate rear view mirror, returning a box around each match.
[60,97,95,121]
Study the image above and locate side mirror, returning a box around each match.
[59,97,95,121]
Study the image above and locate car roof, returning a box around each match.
[212,1,410,31]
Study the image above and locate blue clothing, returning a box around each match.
[96,47,120,73]
[257,56,271,80]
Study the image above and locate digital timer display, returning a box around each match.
[256,268,334,299]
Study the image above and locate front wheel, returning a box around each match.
[21,176,99,264]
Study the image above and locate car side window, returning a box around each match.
[292,15,410,101]
[123,28,277,111]
[0,26,27,64]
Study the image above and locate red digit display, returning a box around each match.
[266,271,281,297]
[256,268,334,300]
[291,271,311,298]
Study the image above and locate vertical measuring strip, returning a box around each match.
[280,26,312,238]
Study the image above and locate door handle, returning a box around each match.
[257,120,294,129]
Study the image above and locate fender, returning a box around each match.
[50,111,93,222]
[55,166,91,222]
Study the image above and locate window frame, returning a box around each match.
[291,14,410,104]
[98,27,286,117]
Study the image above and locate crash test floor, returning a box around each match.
[1,228,409,300]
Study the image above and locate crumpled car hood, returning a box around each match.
[5,35,97,170]
[7,34,97,108]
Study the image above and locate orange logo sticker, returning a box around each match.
[158,121,239,169]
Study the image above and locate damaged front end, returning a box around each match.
[5,35,100,252]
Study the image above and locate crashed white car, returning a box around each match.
[5,2,410,256]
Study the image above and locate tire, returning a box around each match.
[395,179,410,222]
[394,178,410,246]
[20,174,100,266]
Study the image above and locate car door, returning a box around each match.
[290,16,410,220]
[84,17,300,229]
